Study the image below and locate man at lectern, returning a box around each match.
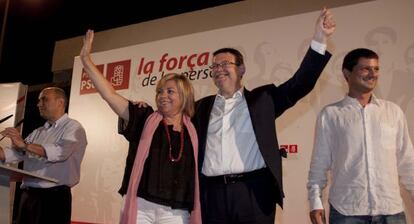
[0,87,88,224]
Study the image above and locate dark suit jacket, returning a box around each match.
[192,48,331,208]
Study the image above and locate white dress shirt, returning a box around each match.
[307,95,414,216]
[202,90,266,176]
[2,114,87,188]
[202,41,326,176]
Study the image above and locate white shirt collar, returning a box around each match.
[217,87,244,100]
[44,113,68,129]
[343,94,381,107]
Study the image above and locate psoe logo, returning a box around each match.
[280,144,298,153]
[80,60,131,95]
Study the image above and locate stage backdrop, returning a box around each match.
[69,0,414,223]
[0,83,27,224]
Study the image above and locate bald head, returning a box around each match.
[37,87,67,122]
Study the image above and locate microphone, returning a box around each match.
[0,114,13,124]
[14,119,24,128]
[0,119,24,142]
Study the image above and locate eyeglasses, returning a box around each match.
[209,61,238,70]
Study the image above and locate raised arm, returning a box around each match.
[272,7,334,116]
[80,29,129,121]
[313,7,336,45]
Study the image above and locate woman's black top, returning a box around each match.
[118,103,195,211]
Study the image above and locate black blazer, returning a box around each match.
[192,48,331,208]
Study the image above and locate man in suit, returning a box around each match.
[192,8,335,224]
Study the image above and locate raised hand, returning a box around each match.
[79,29,130,121]
[313,7,336,44]
[80,29,94,60]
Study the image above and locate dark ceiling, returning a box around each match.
[0,0,240,86]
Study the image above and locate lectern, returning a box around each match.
[0,164,58,224]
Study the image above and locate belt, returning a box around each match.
[24,185,70,193]
[203,168,269,185]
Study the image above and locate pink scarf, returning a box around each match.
[120,111,201,224]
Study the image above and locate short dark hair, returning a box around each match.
[213,48,244,66]
[342,48,379,72]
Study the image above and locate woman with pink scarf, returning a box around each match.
[80,30,201,224]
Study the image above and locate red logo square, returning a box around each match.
[106,60,131,90]
[80,64,104,95]
[288,144,298,153]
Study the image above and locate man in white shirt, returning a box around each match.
[192,8,335,224]
[307,48,414,224]
[0,87,87,224]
